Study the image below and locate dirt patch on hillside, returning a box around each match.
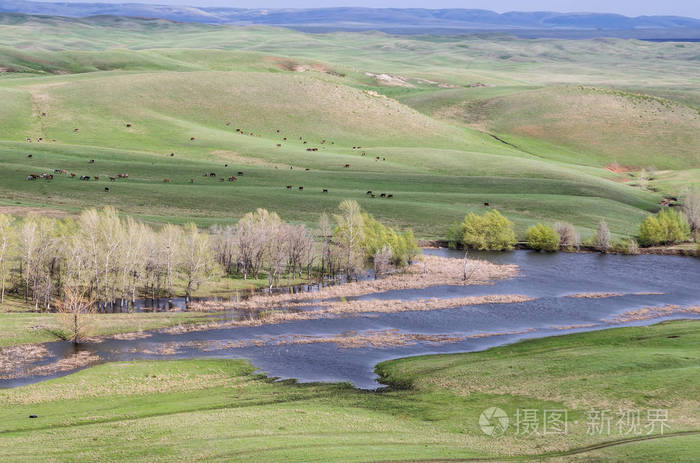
[211,150,283,168]
[268,57,343,76]
[365,72,414,87]
[605,163,637,174]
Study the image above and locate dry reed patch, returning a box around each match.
[549,323,599,330]
[566,292,624,299]
[0,344,50,376]
[320,294,533,315]
[566,291,663,299]
[143,327,536,352]
[107,331,152,341]
[604,305,700,324]
[27,351,99,377]
[164,294,531,335]
[193,255,518,312]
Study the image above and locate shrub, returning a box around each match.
[553,222,579,250]
[638,208,691,246]
[612,238,640,255]
[361,213,419,267]
[456,210,516,251]
[594,220,611,253]
[526,224,560,252]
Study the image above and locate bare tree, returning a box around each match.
[0,214,15,306]
[179,223,219,305]
[159,224,183,300]
[333,200,365,277]
[682,188,700,234]
[373,245,393,276]
[210,225,237,274]
[56,286,96,344]
[594,220,612,253]
[318,213,333,277]
[554,222,580,250]
[265,222,288,289]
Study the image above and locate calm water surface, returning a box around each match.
[3,249,699,389]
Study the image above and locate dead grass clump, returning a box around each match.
[0,344,50,376]
[193,255,518,312]
[604,305,700,324]
[549,323,598,330]
[25,351,99,378]
[566,292,624,299]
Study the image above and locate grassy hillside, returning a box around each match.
[1,321,698,462]
[0,15,696,237]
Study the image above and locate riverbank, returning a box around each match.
[1,321,697,462]
[418,240,699,257]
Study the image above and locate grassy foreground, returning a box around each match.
[1,320,698,462]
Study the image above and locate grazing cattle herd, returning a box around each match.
[21,123,397,199]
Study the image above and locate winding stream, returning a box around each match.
[3,249,699,389]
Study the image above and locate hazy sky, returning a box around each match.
[37,1,700,18]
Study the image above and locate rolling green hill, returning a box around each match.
[0,14,697,238]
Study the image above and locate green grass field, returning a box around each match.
[1,320,697,462]
[1,15,697,238]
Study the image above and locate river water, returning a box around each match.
[2,249,699,389]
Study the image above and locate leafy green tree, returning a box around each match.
[526,224,560,252]
[457,210,517,251]
[639,208,691,246]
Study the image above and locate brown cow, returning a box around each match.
[70,173,76,177]
[190,179,194,183]
[228,176,237,182]
[126,123,132,128]
[371,194,377,198]
[190,137,195,141]
[305,168,310,171]
[109,177,116,181]
[276,144,282,147]
[93,176,99,181]
[163,178,170,183]
[387,194,394,198]
[344,164,350,168]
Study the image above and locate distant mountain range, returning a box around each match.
[1,0,700,38]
